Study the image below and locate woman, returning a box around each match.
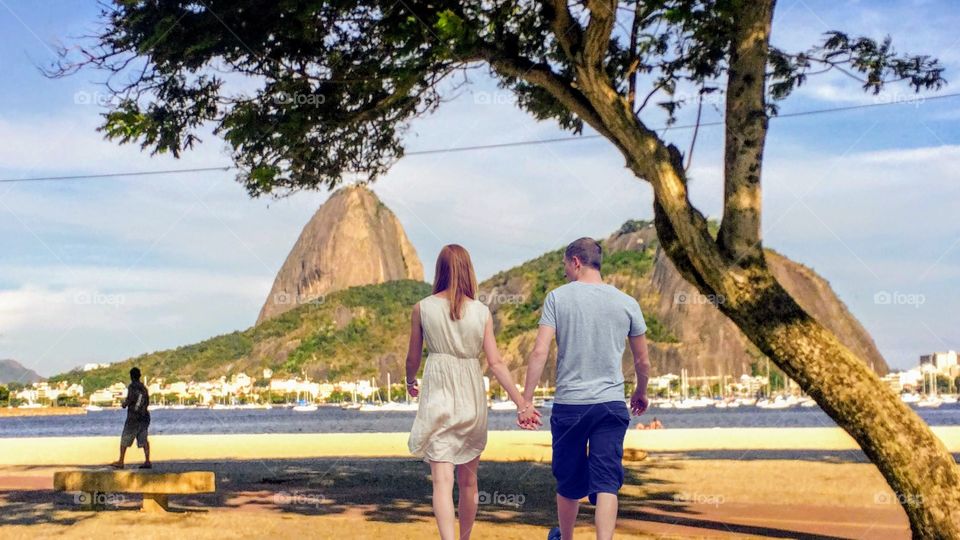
[406,244,540,540]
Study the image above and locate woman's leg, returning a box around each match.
[430,460,457,540]
[456,457,480,539]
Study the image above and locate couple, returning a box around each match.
[406,238,651,540]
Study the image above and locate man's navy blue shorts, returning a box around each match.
[550,400,630,502]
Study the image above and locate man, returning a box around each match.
[518,237,650,540]
[111,367,152,469]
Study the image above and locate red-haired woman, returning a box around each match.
[406,244,539,540]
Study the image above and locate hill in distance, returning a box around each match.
[0,359,44,385]
[257,184,424,323]
[51,220,888,392]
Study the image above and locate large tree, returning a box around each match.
[54,0,957,535]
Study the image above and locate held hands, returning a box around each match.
[406,379,419,398]
[516,401,542,430]
[630,389,649,416]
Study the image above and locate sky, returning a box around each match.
[1,0,958,377]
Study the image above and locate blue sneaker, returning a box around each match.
[547,526,562,540]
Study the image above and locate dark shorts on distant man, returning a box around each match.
[121,416,150,448]
[550,400,630,503]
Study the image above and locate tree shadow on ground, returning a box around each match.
[0,457,866,538]
[0,489,110,526]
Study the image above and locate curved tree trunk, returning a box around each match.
[654,205,960,537]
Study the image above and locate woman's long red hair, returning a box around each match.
[432,244,477,320]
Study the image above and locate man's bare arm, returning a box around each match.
[522,325,555,405]
[629,334,651,415]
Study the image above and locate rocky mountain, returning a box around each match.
[257,184,424,323]
[0,359,44,385]
[51,219,887,393]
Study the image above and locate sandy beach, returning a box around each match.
[3,426,960,465]
[3,427,957,538]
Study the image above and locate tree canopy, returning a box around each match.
[52,1,943,196]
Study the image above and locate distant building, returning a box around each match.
[270,378,322,398]
[82,362,111,372]
[920,351,958,373]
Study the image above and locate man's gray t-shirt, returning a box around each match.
[539,281,647,405]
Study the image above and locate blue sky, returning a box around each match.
[1,1,958,376]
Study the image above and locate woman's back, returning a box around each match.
[419,294,488,359]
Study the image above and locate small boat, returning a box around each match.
[293,403,319,412]
[84,405,104,412]
[900,393,921,404]
[757,396,792,409]
[916,398,942,409]
[800,398,818,408]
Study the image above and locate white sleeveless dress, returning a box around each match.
[408,295,490,464]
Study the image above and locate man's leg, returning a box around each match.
[142,440,151,465]
[550,404,591,539]
[455,456,480,539]
[114,445,127,467]
[556,494,580,539]
[593,493,618,540]
[586,403,630,540]
[429,460,457,540]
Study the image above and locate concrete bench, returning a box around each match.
[53,470,215,512]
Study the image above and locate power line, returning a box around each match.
[0,166,233,184]
[2,91,958,184]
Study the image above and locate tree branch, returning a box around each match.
[583,0,617,68]
[538,0,583,60]
[717,0,775,266]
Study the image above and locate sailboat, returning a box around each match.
[292,391,318,412]
[916,370,942,408]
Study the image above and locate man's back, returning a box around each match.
[126,381,150,419]
[539,281,647,405]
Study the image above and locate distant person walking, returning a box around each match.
[111,367,152,470]
[407,244,540,540]
[518,238,651,540]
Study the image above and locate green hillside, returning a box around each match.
[50,226,674,393]
[50,280,431,391]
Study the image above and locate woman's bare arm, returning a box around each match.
[482,315,529,409]
[405,304,424,396]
